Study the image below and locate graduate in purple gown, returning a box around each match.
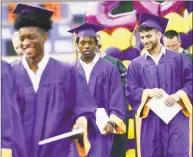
[1,60,27,157]
[11,3,97,157]
[126,13,192,157]
[68,23,126,157]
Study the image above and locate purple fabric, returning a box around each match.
[138,12,168,34]
[104,47,140,61]
[186,1,193,13]
[12,3,54,18]
[68,22,104,37]
[122,47,141,60]
[2,60,27,157]
[126,49,192,156]
[11,58,96,157]
[179,30,193,49]
[70,58,126,157]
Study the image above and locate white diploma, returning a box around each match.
[146,89,182,124]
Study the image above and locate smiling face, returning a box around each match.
[18,26,47,59]
[77,36,97,61]
[140,29,162,52]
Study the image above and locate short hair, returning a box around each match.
[14,12,52,32]
[164,30,180,40]
[137,25,159,33]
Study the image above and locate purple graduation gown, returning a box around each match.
[126,49,192,157]
[72,57,125,157]
[2,60,27,157]
[11,58,96,157]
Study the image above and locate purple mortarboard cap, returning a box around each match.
[138,12,168,34]
[12,3,54,19]
[68,23,104,37]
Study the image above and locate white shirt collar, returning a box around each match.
[21,53,50,92]
[144,45,166,59]
[22,53,49,73]
[79,53,100,66]
[79,53,100,83]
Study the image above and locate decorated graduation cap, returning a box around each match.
[68,22,104,37]
[138,12,169,34]
[12,3,54,18]
[13,3,54,31]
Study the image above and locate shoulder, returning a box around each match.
[50,57,75,72]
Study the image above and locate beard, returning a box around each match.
[144,39,158,52]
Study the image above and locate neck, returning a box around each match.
[26,52,44,72]
[149,43,162,57]
[81,53,96,64]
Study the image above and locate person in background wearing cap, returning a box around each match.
[126,13,192,157]
[163,30,193,64]
[11,3,97,157]
[1,60,27,157]
[12,31,25,57]
[96,34,128,157]
[68,22,126,157]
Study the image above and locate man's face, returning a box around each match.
[140,29,160,52]
[15,46,24,57]
[18,27,47,59]
[163,36,181,52]
[12,39,24,57]
[77,36,97,58]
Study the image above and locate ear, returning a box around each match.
[42,33,48,43]
[157,31,162,40]
[178,38,181,45]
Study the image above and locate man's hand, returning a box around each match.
[71,123,84,147]
[165,93,180,107]
[103,123,114,135]
[148,88,163,99]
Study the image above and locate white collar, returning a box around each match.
[144,45,166,59]
[22,53,50,73]
[79,53,100,66]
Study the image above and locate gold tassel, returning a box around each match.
[74,32,79,60]
[130,22,139,48]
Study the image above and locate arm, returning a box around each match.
[2,61,26,157]
[108,66,126,134]
[1,61,14,157]
[125,61,150,118]
[69,66,97,156]
[176,54,192,116]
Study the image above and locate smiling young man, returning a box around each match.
[126,13,192,157]
[11,3,97,157]
[68,23,126,157]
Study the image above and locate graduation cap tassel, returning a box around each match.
[130,22,139,48]
[73,32,79,60]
